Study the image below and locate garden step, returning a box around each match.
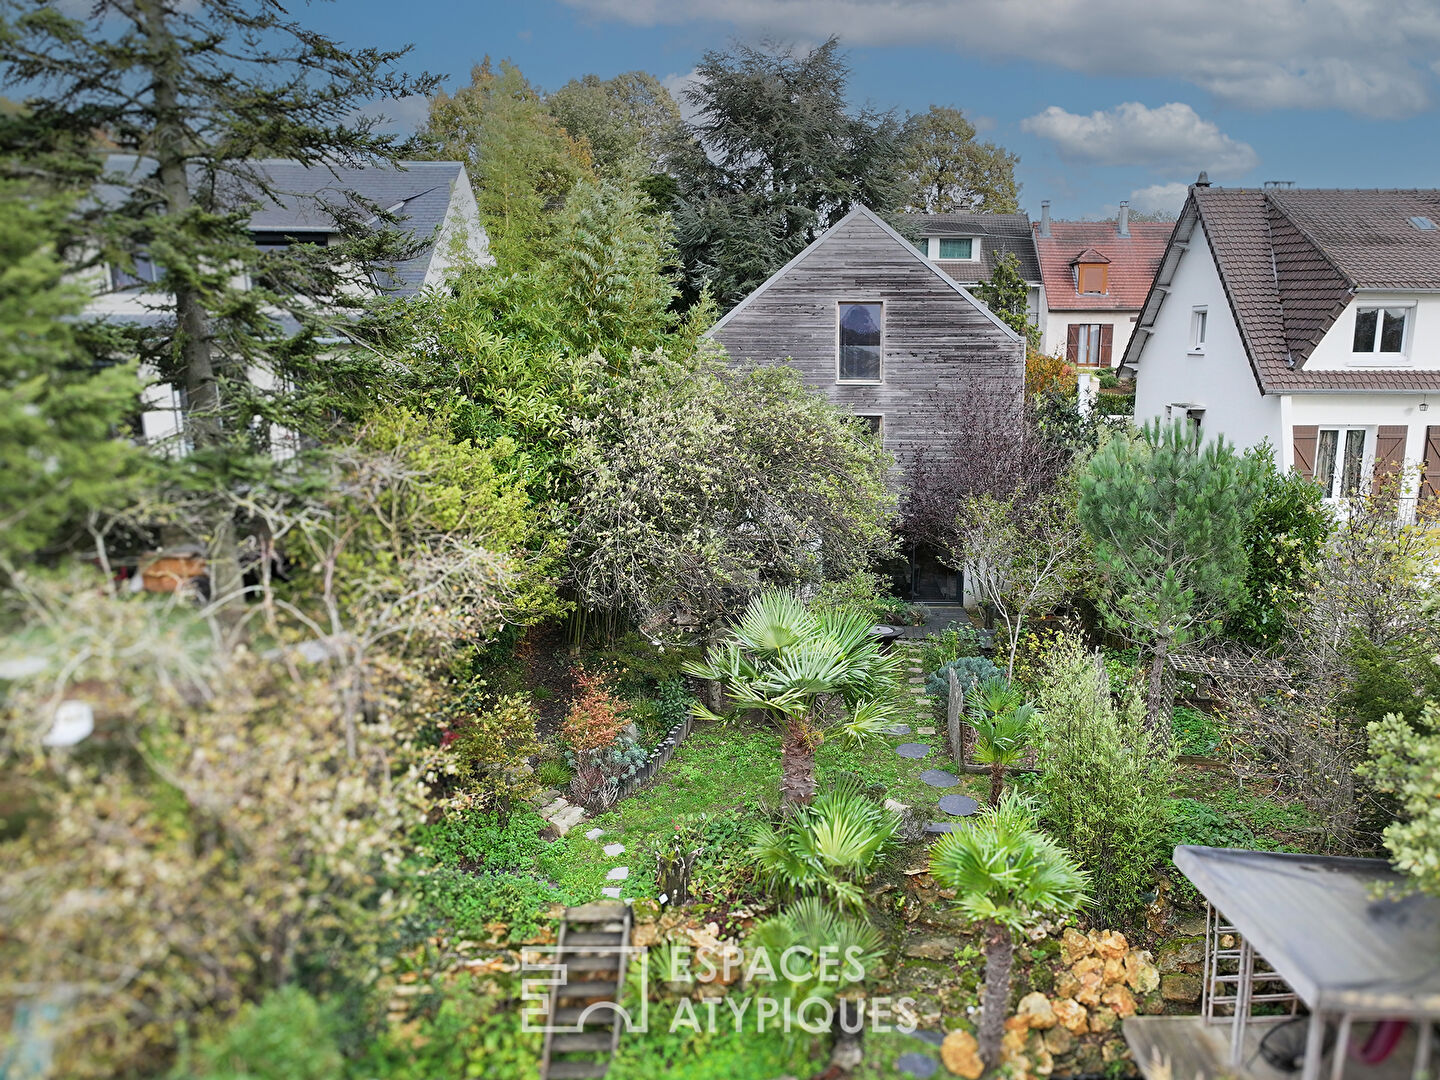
[551,1032,615,1053]
[551,1006,617,1026]
[565,902,628,922]
[562,954,622,972]
[546,1061,611,1079]
[566,931,626,947]
[555,979,619,1000]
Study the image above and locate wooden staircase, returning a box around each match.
[539,902,632,1080]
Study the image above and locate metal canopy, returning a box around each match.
[1174,846,1440,1017]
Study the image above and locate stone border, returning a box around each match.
[608,708,696,806]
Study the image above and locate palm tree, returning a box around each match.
[966,676,1036,805]
[684,590,903,805]
[929,794,1089,1072]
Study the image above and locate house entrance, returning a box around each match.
[911,545,960,603]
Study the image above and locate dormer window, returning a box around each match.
[1352,306,1410,356]
[1069,248,1110,295]
[938,237,974,260]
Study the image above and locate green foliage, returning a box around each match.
[0,182,140,564]
[413,866,559,943]
[975,251,1039,346]
[811,568,914,625]
[669,37,906,306]
[437,687,544,808]
[547,71,683,176]
[1031,635,1174,927]
[178,986,340,1080]
[1170,797,1257,850]
[744,897,883,1002]
[1360,700,1440,897]
[900,104,1020,214]
[1227,443,1332,646]
[966,677,1037,803]
[748,784,899,911]
[926,655,1002,703]
[1339,632,1440,729]
[423,58,593,268]
[414,808,550,872]
[1172,705,1224,757]
[919,623,983,675]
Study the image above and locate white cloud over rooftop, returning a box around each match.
[1021,102,1259,178]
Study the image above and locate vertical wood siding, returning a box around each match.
[712,213,1025,473]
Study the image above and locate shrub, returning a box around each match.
[811,569,912,625]
[654,677,695,730]
[745,897,883,1003]
[440,688,543,811]
[566,732,648,808]
[561,666,629,754]
[414,808,550,872]
[1360,700,1440,898]
[591,631,698,699]
[926,654,1001,704]
[1172,705,1223,757]
[1031,634,1174,927]
[177,986,341,1080]
[413,865,560,942]
[919,623,982,675]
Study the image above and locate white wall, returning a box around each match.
[1132,217,1283,451]
[1283,392,1434,503]
[1302,291,1440,371]
[423,166,493,287]
[1041,309,1139,364]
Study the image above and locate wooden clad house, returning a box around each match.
[709,204,1025,603]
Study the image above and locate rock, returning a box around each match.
[1053,998,1089,1034]
[831,1033,864,1071]
[1002,1024,1029,1060]
[1005,1016,1031,1033]
[1089,1007,1118,1033]
[549,804,587,835]
[1092,930,1129,961]
[1102,957,1126,986]
[540,797,568,818]
[904,935,966,961]
[1156,938,1205,973]
[1015,992,1057,1030]
[603,842,626,857]
[1075,1045,1105,1074]
[1031,1045,1055,1076]
[897,1053,940,1079]
[1139,990,1166,1015]
[1125,949,1161,993]
[1161,973,1202,1003]
[1042,1026,1075,1057]
[1103,1038,1132,1065]
[1173,914,1208,936]
[1060,928,1093,965]
[584,827,604,841]
[606,866,629,881]
[601,886,622,899]
[1072,957,1105,1007]
[1054,970,1081,999]
[941,1029,984,1078]
[632,921,660,948]
[1102,984,1138,1018]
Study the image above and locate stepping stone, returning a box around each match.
[882,723,912,736]
[919,769,960,787]
[896,742,931,759]
[916,725,936,735]
[606,866,629,881]
[541,798,569,818]
[601,886,623,899]
[909,1030,947,1047]
[603,843,625,857]
[938,794,980,816]
[896,1051,940,1078]
[924,822,962,835]
[550,804,588,835]
[584,828,604,841]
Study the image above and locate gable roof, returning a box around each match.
[100,155,474,296]
[1124,185,1440,393]
[1035,220,1171,312]
[899,211,1041,285]
[710,204,1022,342]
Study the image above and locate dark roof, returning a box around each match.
[1035,221,1171,312]
[1125,185,1440,393]
[1174,846,1440,1015]
[100,156,469,296]
[900,212,1041,284]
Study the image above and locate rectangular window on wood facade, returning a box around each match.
[838,302,882,382]
[939,237,973,260]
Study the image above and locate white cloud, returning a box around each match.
[1126,182,1191,216]
[563,0,1440,117]
[351,95,431,137]
[661,68,705,126]
[1021,102,1258,177]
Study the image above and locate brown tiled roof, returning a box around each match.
[1125,186,1440,394]
[1034,221,1171,311]
[900,211,1041,282]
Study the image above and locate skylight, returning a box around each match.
[1409,215,1437,231]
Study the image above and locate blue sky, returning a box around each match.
[307,0,1440,220]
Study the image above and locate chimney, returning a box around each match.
[1118,200,1130,237]
[1039,200,1051,237]
[1194,170,1211,188]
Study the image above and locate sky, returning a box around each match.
[303,0,1440,221]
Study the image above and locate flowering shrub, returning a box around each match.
[561,666,646,808]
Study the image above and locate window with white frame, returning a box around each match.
[1352,306,1410,356]
[1314,426,1369,498]
[1190,307,1208,352]
[938,237,974,260]
[838,302,883,382]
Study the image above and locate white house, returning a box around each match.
[1125,178,1440,511]
[901,211,1045,334]
[83,156,491,449]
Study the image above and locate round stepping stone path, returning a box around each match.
[908,1030,946,1047]
[896,742,931,759]
[896,1051,939,1078]
[882,723,912,736]
[918,768,960,788]
[938,793,979,816]
[924,822,962,835]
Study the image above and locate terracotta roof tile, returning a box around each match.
[1034,221,1170,311]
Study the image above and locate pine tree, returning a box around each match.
[0,0,439,606]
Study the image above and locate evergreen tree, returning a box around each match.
[669,37,906,306]
[975,250,1038,345]
[547,71,682,177]
[900,105,1020,214]
[1077,420,1262,738]
[0,0,440,605]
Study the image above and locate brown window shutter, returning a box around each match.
[1424,426,1440,501]
[1099,324,1114,367]
[1371,424,1408,497]
[1066,324,1080,363]
[1292,425,1319,481]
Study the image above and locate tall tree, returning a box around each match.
[670,37,906,306]
[423,59,593,268]
[975,250,1038,345]
[1077,420,1262,738]
[901,105,1019,214]
[0,0,440,607]
[547,71,682,176]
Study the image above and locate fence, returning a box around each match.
[607,696,698,806]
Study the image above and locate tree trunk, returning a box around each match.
[1145,636,1174,746]
[780,722,817,806]
[140,0,244,616]
[978,920,1015,1069]
[946,669,965,771]
[988,762,1004,806]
